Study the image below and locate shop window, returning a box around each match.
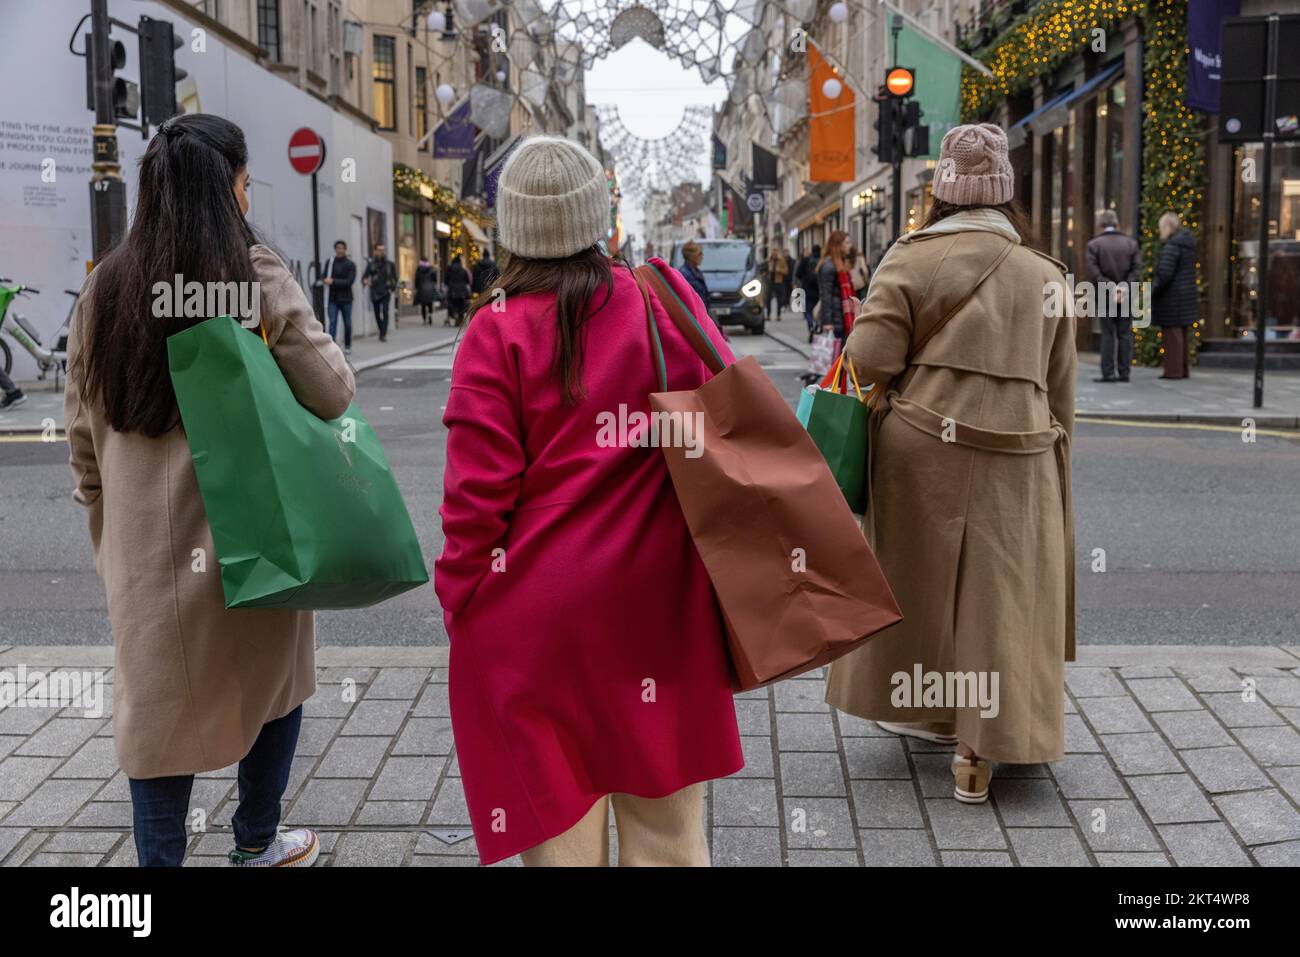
[373,36,396,131]
[1231,143,1300,338]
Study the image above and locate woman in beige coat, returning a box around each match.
[825,124,1076,803]
[65,114,354,866]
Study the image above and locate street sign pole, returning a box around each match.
[288,128,327,323]
[88,0,126,263]
[1252,15,1279,409]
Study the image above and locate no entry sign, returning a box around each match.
[288,127,325,176]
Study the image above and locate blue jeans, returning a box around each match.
[372,295,390,338]
[327,300,353,348]
[128,705,302,867]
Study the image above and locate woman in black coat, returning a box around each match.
[1153,212,1198,379]
[445,256,471,327]
[414,259,439,325]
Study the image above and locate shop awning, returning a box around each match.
[462,218,490,246]
[1006,61,1123,148]
[781,183,840,229]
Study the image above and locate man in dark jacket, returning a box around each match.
[323,240,357,355]
[1085,210,1141,383]
[362,243,399,342]
[794,244,821,340]
[1153,212,1198,379]
[445,256,471,326]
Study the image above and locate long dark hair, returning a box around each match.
[920,198,1039,250]
[77,113,260,436]
[469,244,622,405]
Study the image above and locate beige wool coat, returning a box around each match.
[65,244,354,779]
[824,210,1077,764]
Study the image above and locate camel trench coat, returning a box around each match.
[824,211,1077,763]
[65,245,355,779]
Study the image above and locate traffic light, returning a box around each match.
[900,100,930,158]
[885,66,915,98]
[139,17,187,127]
[109,41,139,119]
[873,90,897,164]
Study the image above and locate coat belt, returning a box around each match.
[877,392,1076,661]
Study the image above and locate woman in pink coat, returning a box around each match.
[434,136,743,866]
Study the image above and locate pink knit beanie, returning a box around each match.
[932,123,1013,206]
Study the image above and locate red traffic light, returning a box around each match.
[885,66,915,97]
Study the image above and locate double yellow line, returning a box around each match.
[1077,416,1300,440]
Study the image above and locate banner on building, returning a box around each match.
[433,99,475,159]
[752,143,779,190]
[895,26,962,159]
[1187,0,1240,112]
[808,42,855,182]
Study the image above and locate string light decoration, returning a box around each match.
[960,0,1205,367]
[595,104,714,203]
[393,163,491,268]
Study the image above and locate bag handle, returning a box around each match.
[817,351,863,400]
[635,262,727,376]
[633,270,669,392]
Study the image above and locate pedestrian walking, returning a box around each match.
[764,245,789,320]
[825,123,1077,804]
[1086,209,1141,382]
[1153,210,1197,380]
[816,230,854,342]
[848,245,870,299]
[434,134,742,867]
[414,256,439,325]
[679,239,710,304]
[471,251,496,297]
[62,113,353,867]
[794,244,821,340]
[444,255,471,326]
[323,239,356,355]
[362,243,398,342]
[0,365,25,409]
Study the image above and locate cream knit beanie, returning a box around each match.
[496,135,610,259]
[932,123,1014,206]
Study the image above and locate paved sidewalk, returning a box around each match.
[766,323,1300,429]
[2,644,1298,867]
[0,305,459,436]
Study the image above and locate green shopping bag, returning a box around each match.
[167,316,428,609]
[799,352,869,513]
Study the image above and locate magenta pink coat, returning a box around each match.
[435,259,743,864]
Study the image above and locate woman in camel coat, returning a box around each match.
[65,114,354,866]
[825,124,1076,804]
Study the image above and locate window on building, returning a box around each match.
[415,66,429,144]
[373,35,396,130]
[257,0,280,62]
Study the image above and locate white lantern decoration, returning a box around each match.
[435,83,456,105]
[822,77,843,100]
[829,2,849,23]
[427,10,447,32]
[495,69,507,83]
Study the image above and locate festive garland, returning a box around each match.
[960,0,1205,367]
[392,162,490,268]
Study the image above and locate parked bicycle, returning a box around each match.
[0,277,79,387]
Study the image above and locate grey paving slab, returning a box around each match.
[911,752,956,798]
[0,756,60,802]
[0,736,22,761]
[1253,675,1300,708]
[842,736,911,780]
[1214,788,1300,845]
[0,707,52,736]
[392,718,454,757]
[850,779,924,828]
[427,781,472,828]
[1064,713,1103,753]
[786,849,860,866]
[26,852,105,867]
[1157,822,1253,866]
[71,801,132,827]
[1065,668,1126,698]
[734,699,771,735]
[414,829,476,856]
[1151,709,1234,750]
[1269,766,1300,803]
[1007,827,1091,866]
[1051,753,1128,800]
[295,717,344,757]
[775,712,838,751]
[859,828,936,866]
[302,690,355,718]
[712,778,780,827]
[1252,840,1300,866]
[1118,666,1175,679]
[1068,800,1161,852]
[369,756,440,802]
[1201,692,1284,728]
[1077,696,1154,734]
[2,778,99,826]
[1234,725,1300,767]
[1180,746,1272,794]
[0,828,33,864]
[925,798,1007,850]
[783,797,856,849]
[779,752,847,797]
[941,850,1013,866]
[1100,732,1183,775]
[1096,851,1170,866]
[711,827,782,866]
[49,736,119,779]
[15,718,103,758]
[1123,677,1203,712]
[732,735,774,778]
[41,831,120,854]
[836,714,893,737]
[332,830,414,866]
[287,778,369,826]
[1185,670,1247,693]
[775,680,830,713]
[991,779,1071,827]
[339,699,410,737]
[411,683,450,718]
[315,736,391,779]
[1125,774,1220,825]
[356,802,426,826]
[365,668,431,699]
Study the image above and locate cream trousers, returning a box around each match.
[520,782,710,867]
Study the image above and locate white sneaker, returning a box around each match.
[228,827,319,867]
[876,720,958,744]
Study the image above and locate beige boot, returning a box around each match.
[951,753,992,804]
[876,720,958,744]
